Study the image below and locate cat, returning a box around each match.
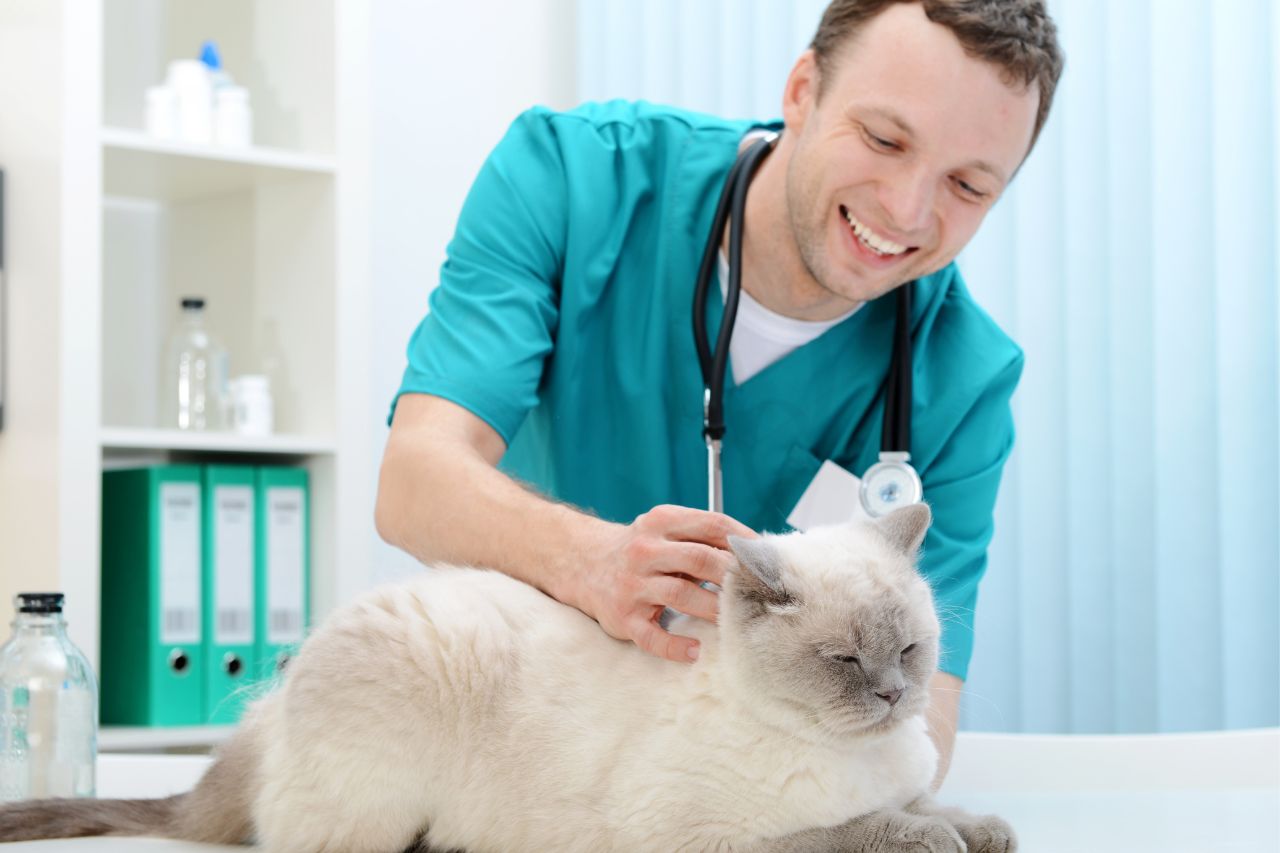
[0,503,1015,852]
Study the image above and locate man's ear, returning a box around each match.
[727,535,792,607]
[781,49,819,133]
[873,503,932,556]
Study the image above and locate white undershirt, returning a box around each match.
[717,251,861,384]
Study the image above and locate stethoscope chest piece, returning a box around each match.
[859,451,924,518]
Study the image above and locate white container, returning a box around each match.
[166,59,213,144]
[144,85,177,140]
[230,375,273,436]
[214,86,253,147]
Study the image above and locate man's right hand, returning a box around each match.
[378,395,759,667]
[559,505,758,665]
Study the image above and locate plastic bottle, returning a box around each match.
[229,374,273,435]
[0,593,98,802]
[214,86,253,147]
[166,59,213,144]
[161,297,230,431]
[144,84,177,140]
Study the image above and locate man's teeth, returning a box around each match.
[843,210,908,256]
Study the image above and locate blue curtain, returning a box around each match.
[575,0,1280,734]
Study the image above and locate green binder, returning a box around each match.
[201,465,258,724]
[254,466,310,683]
[100,466,206,726]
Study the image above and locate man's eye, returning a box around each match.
[954,177,988,199]
[868,132,899,151]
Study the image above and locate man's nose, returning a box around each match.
[879,169,934,235]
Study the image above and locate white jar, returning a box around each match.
[230,375,273,436]
[144,85,177,140]
[166,60,213,144]
[214,86,253,147]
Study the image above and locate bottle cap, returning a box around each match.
[181,296,205,309]
[200,40,223,71]
[16,592,64,614]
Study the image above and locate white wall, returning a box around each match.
[0,1,65,621]
[368,1,578,585]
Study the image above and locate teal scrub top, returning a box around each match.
[393,101,1024,681]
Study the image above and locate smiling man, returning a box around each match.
[378,0,1063,787]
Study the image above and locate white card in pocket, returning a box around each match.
[786,459,872,532]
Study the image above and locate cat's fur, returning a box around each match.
[0,504,1015,852]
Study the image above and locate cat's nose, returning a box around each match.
[876,688,902,706]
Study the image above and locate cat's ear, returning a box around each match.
[727,535,790,605]
[873,503,932,556]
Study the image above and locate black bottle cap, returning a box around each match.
[180,297,205,309]
[16,592,64,614]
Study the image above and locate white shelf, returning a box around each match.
[100,427,336,456]
[99,724,234,752]
[101,126,336,201]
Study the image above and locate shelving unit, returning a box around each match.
[99,725,234,753]
[0,0,373,752]
[100,427,336,457]
[101,127,337,201]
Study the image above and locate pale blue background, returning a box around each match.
[576,0,1280,734]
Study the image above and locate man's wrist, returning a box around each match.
[541,509,618,612]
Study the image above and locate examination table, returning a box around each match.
[5,729,1277,852]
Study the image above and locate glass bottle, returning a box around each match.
[0,593,98,802]
[161,296,229,430]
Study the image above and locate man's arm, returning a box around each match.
[926,671,962,790]
[375,393,754,663]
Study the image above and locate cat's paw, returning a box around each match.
[953,813,1016,853]
[884,813,966,852]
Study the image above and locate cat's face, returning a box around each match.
[721,504,940,737]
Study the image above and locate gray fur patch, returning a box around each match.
[874,503,932,556]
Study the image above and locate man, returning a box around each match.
[376,0,1063,788]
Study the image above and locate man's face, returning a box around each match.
[781,2,1040,304]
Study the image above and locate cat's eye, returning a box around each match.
[833,654,860,665]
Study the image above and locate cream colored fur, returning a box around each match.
[236,511,942,852]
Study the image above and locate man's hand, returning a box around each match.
[561,504,757,664]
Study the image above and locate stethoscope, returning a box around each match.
[692,131,924,519]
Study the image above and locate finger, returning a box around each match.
[629,617,701,664]
[643,541,734,587]
[642,505,757,547]
[646,576,720,623]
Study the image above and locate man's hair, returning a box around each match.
[811,0,1064,154]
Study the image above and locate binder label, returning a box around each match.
[266,486,305,644]
[159,482,201,645]
[214,484,255,645]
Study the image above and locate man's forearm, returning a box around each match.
[374,396,614,604]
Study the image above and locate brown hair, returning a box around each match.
[810,0,1064,154]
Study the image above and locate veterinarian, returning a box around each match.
[376,0,1062,787]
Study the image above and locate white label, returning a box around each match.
[786,460,872,532]
[213,484,255,645]
[159,481,201,645]
[266,486,305,645]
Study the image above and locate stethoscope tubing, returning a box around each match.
[693,131,920,518]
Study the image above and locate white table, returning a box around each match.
[5,731,1278,852]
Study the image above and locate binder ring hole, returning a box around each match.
[169,649,190,674]
[223,654,243,677]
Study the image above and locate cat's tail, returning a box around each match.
[0,706,263,844]
[0,794,185,841]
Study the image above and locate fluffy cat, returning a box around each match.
[0,503,1015,852]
